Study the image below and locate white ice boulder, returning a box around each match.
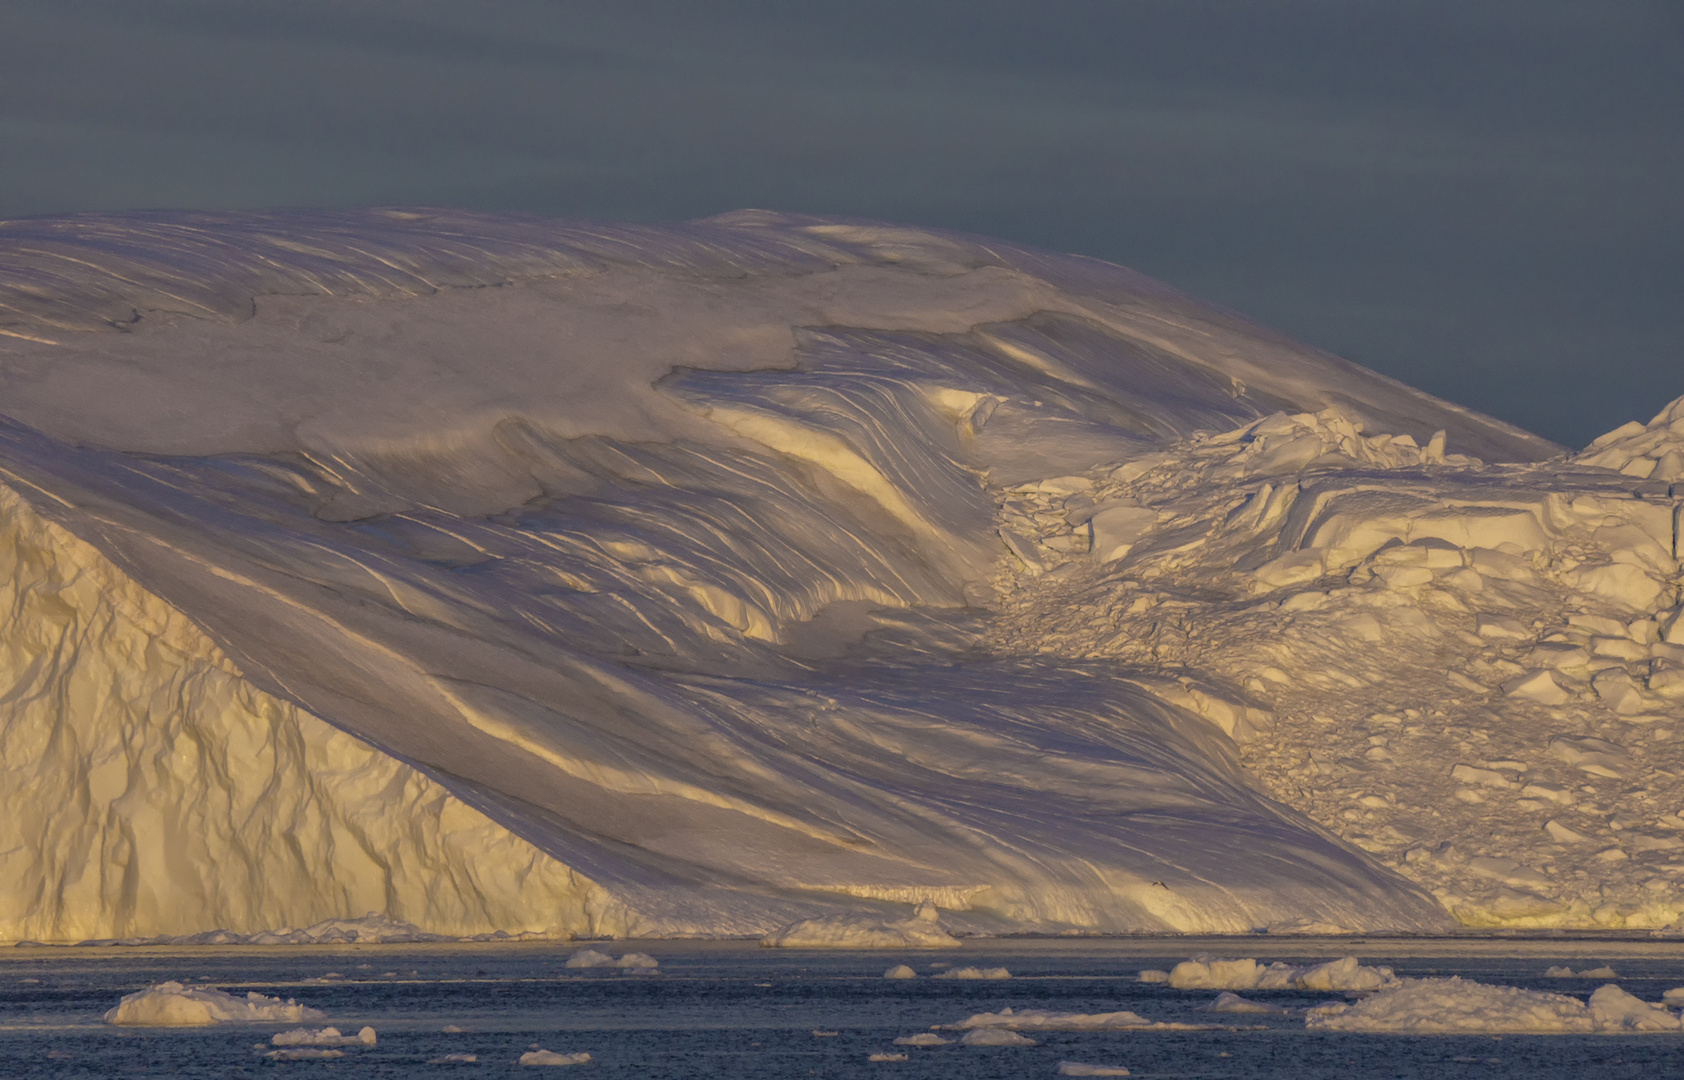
[884,964,918,979]
[762,901,960,948]
[104,981,324,1027]
[1587,984,1683,1031]
[1501,670,1571,706]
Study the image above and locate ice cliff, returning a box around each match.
[0,207,1664,940]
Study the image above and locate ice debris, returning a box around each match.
[939,1007,1225,1033]
[563,948,658,969]
[266,1048,342,1061]
[959,1028,1037,1046]
[868,1052,909,1062]
[272,1026,376,1047]
[1306,978,1684,1032]
[932,966,1010,979]
[1166,956,1397,991]
[104,982,323,1026]
[1059,1064,1131,1077]
[1201,991,1291,1015]
[883,964,918,979]
[762,902,960,948]
[429,1053,479,1064]
[519,1049,592,1065]
[1543,965,1618,978]
[893,1033,951,1046]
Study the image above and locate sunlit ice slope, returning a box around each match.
[0,208,1558,940]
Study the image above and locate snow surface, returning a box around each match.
[104,981,323,1026]
[0,206,1674,939]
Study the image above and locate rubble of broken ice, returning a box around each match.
[0,207,1680,943]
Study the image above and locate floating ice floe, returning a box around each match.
[519,1049,592,1065]
[1166,956,1398,991]
[868,1052,909,1062]
[959,1028,1037,1046]
[940,1006,1231,1033]
[893,1033,951,1046]
[272,1026,376,1047]
[104,982,323,1026]
[1201,991,1291,1015]
[1306,978,1683,1032]
[1058,1064,1131,1077]
[429,1053,479,1064]
[932,966,1010,979]
[1137,970,1170,984]
[762,901,960,948]
[266,1048,342,1061]
[1543,965,1618,979]
[883,964,918,979]
[563,948,658,969]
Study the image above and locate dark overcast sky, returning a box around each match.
[4,0,1679,448]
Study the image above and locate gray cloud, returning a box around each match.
[3,0,1679,446]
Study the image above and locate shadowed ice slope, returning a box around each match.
[0,209,1562,939]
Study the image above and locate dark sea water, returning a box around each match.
[1,937,1682,1078]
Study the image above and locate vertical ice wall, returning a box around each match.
[0,483,622,941]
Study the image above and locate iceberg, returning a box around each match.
[3,206,1673,939]
[104,981,322,1026]
[1166,955,1397,991]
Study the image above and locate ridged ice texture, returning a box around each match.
[0,208,1562,939]
[0,484,620,942]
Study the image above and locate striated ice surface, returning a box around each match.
[4,206,1672,940]
[104,981,323,1026]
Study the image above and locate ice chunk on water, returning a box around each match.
[1137,969,1169,983]
[429,1053,479,1064]
[959,1028,1037,1046]
[932,966,1010,979]
[867,1052,909,1062]
[272,1026,376,1046]
[944,1007,1156,1031]
[104,981,323,1026]
[893,1033,951,1046]
[1307,977,1682,1032]
[762,901,960,948]
[1059,1064,1131,1077]
[1544,965,1618,979]
[519,1049,592,1065]
[1202,991,1289,1014]
[1588,985,1682,1031]
[883,965,917,979]
[266,1048,343,1060]
[1167,956,1396,991]
[564,948,657,969]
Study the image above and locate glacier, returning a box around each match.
[0,207,1673,941]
